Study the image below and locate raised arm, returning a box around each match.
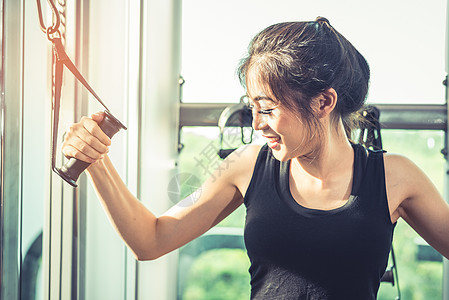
[385,153,449,259]
[62,112,259,260]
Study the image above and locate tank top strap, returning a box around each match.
[351,143,367,195]
[351,144,387,196]
[244,144,277,205]
[357,146,392,224]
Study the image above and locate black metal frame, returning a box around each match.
[179,103,447,130]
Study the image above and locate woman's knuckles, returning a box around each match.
[78,142,91,153]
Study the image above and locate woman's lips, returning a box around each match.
[263,135,281,149]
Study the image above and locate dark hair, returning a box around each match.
[238,17,370,139]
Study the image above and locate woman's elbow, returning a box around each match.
[133,250,162,261]
[131,246,167,261]
[135,254,157,261]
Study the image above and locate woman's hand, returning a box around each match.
[61,112,112,164]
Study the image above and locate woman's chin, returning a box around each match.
[270,148,290,162]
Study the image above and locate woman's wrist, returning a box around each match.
[86,155,108,177]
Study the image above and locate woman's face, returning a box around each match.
[246,76,318,162]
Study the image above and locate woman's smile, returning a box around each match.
[262,135,281,149]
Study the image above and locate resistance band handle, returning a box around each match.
[55,110,126,187]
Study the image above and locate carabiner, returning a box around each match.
[46,27,60,42]
[36,0,60,35]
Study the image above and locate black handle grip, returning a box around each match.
[55,110,127,187]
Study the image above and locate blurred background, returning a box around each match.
[1,0,448,299]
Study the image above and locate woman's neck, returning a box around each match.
[292,119,353,181]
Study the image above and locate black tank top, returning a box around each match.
[244,144,396,299]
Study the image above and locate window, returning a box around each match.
[182,0,447,104]
[180,1,447,299]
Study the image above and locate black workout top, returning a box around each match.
[244,144,396,299]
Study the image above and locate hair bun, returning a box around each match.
[315,16,330,26]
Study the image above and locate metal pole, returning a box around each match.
[0,0,23,299]
[443,1,449,299]
[136,0,181,298]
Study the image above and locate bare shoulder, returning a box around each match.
[384,151,441,196]
[383,152,417,174]
[383,152,436,222]
[223,144,263,196]
[228,144,263,163]
[383,152,424,185]
[224,144,263,176]
[383,152,425,193]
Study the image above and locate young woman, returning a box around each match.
[62,17,449,299]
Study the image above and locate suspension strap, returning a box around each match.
[52,37,110,111]
[37,0,114,170]
[50,33,112,171]
[50,39,63,171]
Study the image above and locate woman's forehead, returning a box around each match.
[246,72,276,102]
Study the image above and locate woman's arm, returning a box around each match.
[385,153,449,259]
[62,112,259,260]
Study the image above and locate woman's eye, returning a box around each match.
[258,109,273,115]
[246,103,274,115]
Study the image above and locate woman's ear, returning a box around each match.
[317,88,338,118]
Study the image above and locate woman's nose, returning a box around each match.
[252,113,268,131]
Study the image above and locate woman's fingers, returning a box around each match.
[62,144,96,163]
[62,133,106,163]
[62,113,111,163]
[84,116,112,146]
[91,111,105,123]
[79,116,112,147]
[77,117,111,146]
